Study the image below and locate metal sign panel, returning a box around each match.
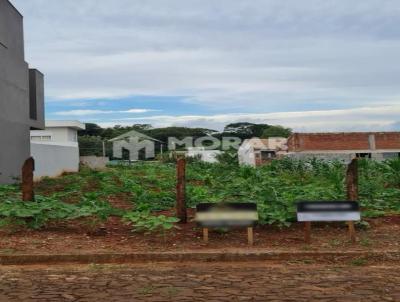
[297,201,361,222]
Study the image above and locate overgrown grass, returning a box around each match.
[0,158,399,229]
[187,158,400,225]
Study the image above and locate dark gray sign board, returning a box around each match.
[296,201,361,244]
[297,201,361,222]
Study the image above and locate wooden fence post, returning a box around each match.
[304,221,311,244]
[22,157,35,201]
[176,157,187,223]
[346,158,359,201]
[346,158,358,243]
[247,227,254,246]
[203,228,209,243]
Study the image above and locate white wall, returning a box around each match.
[80,156,109,170]
[238,144,256,166]
[267,137,288,150]
[31,142,80,180]
[238,138,288,167]
[31,127,79,144]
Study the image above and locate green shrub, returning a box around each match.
[123,211,179,235]
[0,194,117,230]
[1,157,399,230]
[216,148,238,165]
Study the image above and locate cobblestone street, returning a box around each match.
[0,262,399,301]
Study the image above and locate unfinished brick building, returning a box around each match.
[287,132,400,161]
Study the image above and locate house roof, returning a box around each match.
[109,129,163,143]
[45,120,86,130]
[243,138,269,149]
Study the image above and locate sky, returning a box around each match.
[12,0,400,131]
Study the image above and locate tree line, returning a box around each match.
[78,122,292,156]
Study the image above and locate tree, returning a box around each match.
[147,127,217,143]
[77,124,154,140]
[220,122,271,140]
[78,123,103,137]
[261,125,292,138]
[78,136,104,156]
[101,124,153,140]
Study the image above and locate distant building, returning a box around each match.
[238,138,288,166]
[0,0,45,183]
[30,121,85,180]
[287,132,400,161]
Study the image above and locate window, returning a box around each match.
[261,151,276,160]
[356,153,371,159]
[31,135,52,141]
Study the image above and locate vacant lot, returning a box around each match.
[0,159,399,253]
[3,158,400,221]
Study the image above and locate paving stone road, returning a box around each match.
[0,262,399,301]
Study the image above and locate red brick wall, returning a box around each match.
[375,133,400,149]
[287,132,400,152]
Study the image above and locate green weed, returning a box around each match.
[359,237,372,247]
[350,258,368,266]
[1,157,399,231]
[123,211,179,241]
[137,285,156,295]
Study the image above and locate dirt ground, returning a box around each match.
[0,262,399,301]
[1,211,399,255]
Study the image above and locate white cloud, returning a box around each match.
[124,109,155,113]
[96,104,400,131]
[55,110,115,116]
[55,108,158,116]
[12,0,400,113]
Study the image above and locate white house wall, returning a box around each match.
[31,142,80,180]
[238,145,256,166]
[46,128,77,143]
[80,156,109,170]
[267,138,288,150]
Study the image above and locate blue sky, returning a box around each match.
[12,0,400,131]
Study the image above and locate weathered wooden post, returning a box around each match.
[247,227,254,246]
[203,228,209,243]
[346,158,358,243]
[176,157,187,223]
[22,157,35,201]
[304,221,311,244]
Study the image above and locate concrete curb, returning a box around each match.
[1,250,399,265]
